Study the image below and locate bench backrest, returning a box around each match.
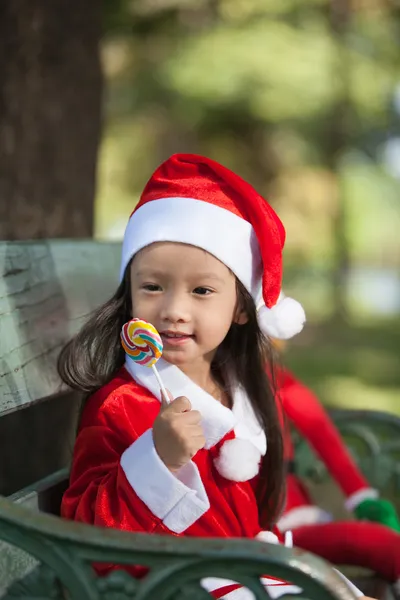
[0,240,121,499]
[0,240,121,416]
[0,240,122,595]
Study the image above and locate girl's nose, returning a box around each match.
[160,293,190,323]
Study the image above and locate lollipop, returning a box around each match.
[121,318,169,403]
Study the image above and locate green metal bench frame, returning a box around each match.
[2,407,399,599]
[0,494,359,600]
[294,408,400,504]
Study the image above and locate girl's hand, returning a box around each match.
[153,392,206,472]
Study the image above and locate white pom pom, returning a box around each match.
[257,296,306,340]
[214,438,262,482]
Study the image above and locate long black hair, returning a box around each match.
[58,267,285,528]
[212,281,285,528]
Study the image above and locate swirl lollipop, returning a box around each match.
[121,318,169,403]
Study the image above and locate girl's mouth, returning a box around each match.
[161,332,193,346]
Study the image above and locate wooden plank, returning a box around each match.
[0,240,121,416]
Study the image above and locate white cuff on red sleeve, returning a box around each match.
[345,487,379,512]
[120,428,210,533]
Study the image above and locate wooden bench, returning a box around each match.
[0,240,398,600]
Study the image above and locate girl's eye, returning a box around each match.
[193,287,212,296]
[142,284,162,292]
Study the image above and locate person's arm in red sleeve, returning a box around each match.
[61,388,210,546]
[279,369,377,509]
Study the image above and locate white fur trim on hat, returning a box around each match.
[120,197,262,299]
[214,438,262,482]
[257,295,306,340]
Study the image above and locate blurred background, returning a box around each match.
[1,0,399,414]
[97,0,400,415]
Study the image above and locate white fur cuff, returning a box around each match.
[120,429,210,533]
[345,487,379,512]
[278,505,333,531]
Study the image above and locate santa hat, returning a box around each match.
[120,154,305,339]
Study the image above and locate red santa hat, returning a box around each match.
[120,153,305,339]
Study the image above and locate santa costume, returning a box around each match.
[276,367,400,583]
[61,154,360,599]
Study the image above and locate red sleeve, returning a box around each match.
[62,374,214,571]
[62,418,172,536]
[61,390,172,577]
[279,369,369,497]
[61,388,176,549]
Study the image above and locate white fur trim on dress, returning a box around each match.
[125,358,267,454]
[202,571,362,600]
[277,505,333,531]
[214,438,262,482]
[231,384,266,455]
[120,429,210,534]
[125,358,267,482]
[257,296,306,340]
[202,577,302,599]
[125,357,236,448]
[120,197,263,301]
[344,487,379,512]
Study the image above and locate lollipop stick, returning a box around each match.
[152,364,169,404]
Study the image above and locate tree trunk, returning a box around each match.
[0,0,102,239]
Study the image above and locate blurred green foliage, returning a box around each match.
[285,318,400,415]
[97,0,399,265]
[97,0,400,412]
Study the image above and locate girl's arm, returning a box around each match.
[62,390,210,542]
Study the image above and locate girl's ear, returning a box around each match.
[234,309,248,326]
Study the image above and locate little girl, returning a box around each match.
[59,154,364,599]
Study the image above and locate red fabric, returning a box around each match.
[293,521,400,581]
[277,367,400,581]
[133,154,285,308]
[271,525,285,543]
[277,369,369,497]
[210,577,292,599]
[62,367,268,579]
[285,474,313,512]
[210,584,242,598]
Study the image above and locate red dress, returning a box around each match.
[62,359,302,599]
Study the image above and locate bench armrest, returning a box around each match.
[0,495,358,600]
[294,408,400,496]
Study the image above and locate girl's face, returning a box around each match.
[130,242,245,377]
